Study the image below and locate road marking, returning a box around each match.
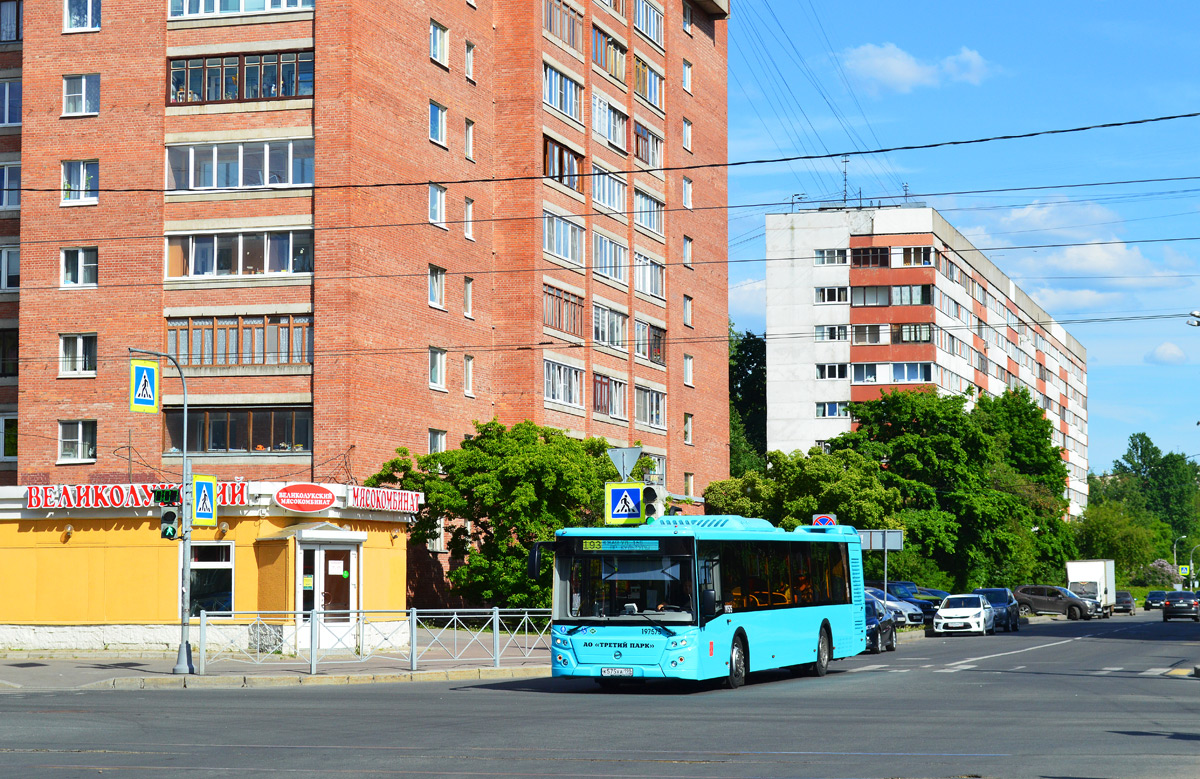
[1140,667,1172,676]
[945,638,1076,667]
[1011,665,1026,670]
[920,664,934,668]
[934,664,976,674]
[1092,667,1123,675]
[848,664,886,673]
[888,669,910,673]
[1165,669,1192,677]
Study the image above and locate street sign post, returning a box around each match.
[606,482,644,525]
[192,475,217,528]
[857,529,905,611]
[607,447,642,482]
[1180,564,1191,578]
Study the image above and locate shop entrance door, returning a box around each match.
[298,544,359,651]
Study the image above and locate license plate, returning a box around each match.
[948,622,965,628]
[601,667,633,677]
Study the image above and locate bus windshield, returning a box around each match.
[563,554,695,623]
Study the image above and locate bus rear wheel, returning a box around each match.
[724,637,747,689]
[808,628,830,677]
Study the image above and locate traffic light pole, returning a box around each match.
[130,347,192,675]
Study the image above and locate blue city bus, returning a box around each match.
[530,515,866,687]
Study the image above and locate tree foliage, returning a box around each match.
[729,327,767,471]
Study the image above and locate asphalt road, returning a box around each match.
[0,609,1197,779]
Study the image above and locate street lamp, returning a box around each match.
[1173,535,1188,568]
[1189,544,1200,591]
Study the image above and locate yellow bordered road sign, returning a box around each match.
[130,360,160,414]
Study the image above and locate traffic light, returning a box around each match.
[160,505,180,540]
[642,484,666,519]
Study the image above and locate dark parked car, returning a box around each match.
[917,587,950,601]
[1014,585,1099,620]
[974,587,1020,632]
[1114,591,1136,614]
[1162,591,1200,622]
[1144,591,1167,611]
[865,580,938,624]
[865,598,898,654]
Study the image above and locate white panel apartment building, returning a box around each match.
[765,206,1089,515]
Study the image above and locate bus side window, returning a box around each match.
[792,544,815,605]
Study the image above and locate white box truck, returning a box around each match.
[1067,559,1117,618]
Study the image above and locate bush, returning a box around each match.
[1130,558,1181,588]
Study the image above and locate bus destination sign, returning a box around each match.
[581,539,660,552]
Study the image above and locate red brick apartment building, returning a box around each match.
[4,0,730,598]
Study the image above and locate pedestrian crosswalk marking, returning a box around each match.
[848,664,886,673]
[1140,667,1171,676]
[934,664,976,674]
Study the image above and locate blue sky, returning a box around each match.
[725,2,1200,472]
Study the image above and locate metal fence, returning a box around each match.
[196,608,551,675]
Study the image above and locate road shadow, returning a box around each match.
[1109,730,1200,742]
[462,667,840,696]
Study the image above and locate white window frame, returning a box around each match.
[682,2,692,32]
[634,57,664,108]
[429,347,447,390]
[65,0,100,31]
[0,414,15,460]
[683,353,694,386]
[814,248,848,265]
[595,374,628,419]
[428,183,447,227]
[428,265,446,307]
[429,428,447,453]
[62,247,98,287]
[0,163,18,209]
[593,303,627,349]
[592,164,627,211]
[815,286,848,304]
[169,0,314,20]
[58,420,96,463]
[429,20,449,65]
[633,0,664,46]
[465,41,475,80]
[816,363,847,380]
[189,541,235,615]
[164,231,313,278]
[544,359,584,408]
[463,354,474,396]
[634,385,666,429]
[429,101,447,145]
[683,295,693,327]
[852,363,883,384]
[815,402,849,418]
[634,252,665,298]
[0,80,19,126]
[464,119,475,160]
[683,236,693,267]
[543,63,583,121]
[59,333,97,376]
[543,210,584,264]
[683,412,693,444]
[682,117,692,150]
[464,197,474,238]
[63,74,98,116]
[593,232,628,281]
[633,189,664,234]
[463,277,473,317]
[682,176,693,208]
[592,93,628,150]
[0,246,16,290]
[165,139,315,191]
[682,59,692,92]
[61,159,98,204]
[683,472,694,497]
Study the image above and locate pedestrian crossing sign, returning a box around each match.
[605,482,644,525]
[192,475,217,528]
[129,360,159,414]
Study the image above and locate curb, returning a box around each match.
[56,666,552,691]
[895,615,1051,644]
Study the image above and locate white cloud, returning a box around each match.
[842,43,992,94]
[1024,287,1125,311]
[941,47,991,85]
[1146,341,1187,365]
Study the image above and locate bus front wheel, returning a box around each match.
[808,628,830,677]
[724,637,747,689]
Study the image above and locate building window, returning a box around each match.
[851,247,888,268]
[463,355,474,395]
[0,81,17,126]
[634,57,664,108]
[463,277,473,317]
[66,0,99,30]
[815,248,847,265]
[63,74,97,115]
[166,315,312,367]
[429,20,449,65]
[464,198,474,238]
[683,472,694,497]
[169,52,313,105]
[852,363,882,384]
[0,164,19,209]
[166,139,314,191]
[682,177,693,208]
[682,2,692,32]
[850,285,889,307]
[634,386,666,428]
[683,413,693,444]
[633,190,665,234]
[592,27,626,81]
[682,59,693,92]
[429,101,447,144]
[166,231,312,278]
[429,348,447,389]
[893,362,933,383]
[634,320,665,364]
[164,406,312,454]
[596,0,624,15]
[543,64,583,121]
[815,401,849,418]
[893,323,933,343]
[428,265,445,307]
[0,247,16,289]
[592,164,627,210]
[633,0,663,45]
[593,232,628,281]
[61,160,98,204]
[429,428,447,454]
[543,284,585,336]
[59,333,97,375]
[544,0,583,52]
[815,325,848,341]
[465,41,475,79]
[893,284,933,305]
[170,0,313,17]
[464,119,475,160]
[0,414,15,458]
[593,303,627,348]
[852,324,882,345]
[544,359,584,407]
[189,543,233,616]
[815,286,848,304]
[899,246,933,266]
[544,136,583,192]
[633,122,663,167]
[683,236,693,267]
[593,374,627,419]
[634,252,665,298]
[59,420,96,462]
[683,295,693,327]
[0,0,20,41]
[429,184,446,226]
[543,211,584,264]
[0,329,14,378]
[592,94,628,149]
[816,363,847,380]
[682,118,692,150]
[683,353,694,386]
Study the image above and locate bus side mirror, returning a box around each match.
[527,542,550,579]
[701,589,717,617]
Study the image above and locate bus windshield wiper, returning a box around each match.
[633,611,676,636]
[565,624,589,635]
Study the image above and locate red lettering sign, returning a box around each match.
[24,483,252,510]
[347,486,423,514]
[274,483,336,513]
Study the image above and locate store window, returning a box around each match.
[189,543,234,616]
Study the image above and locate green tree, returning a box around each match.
[728,404,766,478]
[1074,501,1168,580]
[729,327,766,466]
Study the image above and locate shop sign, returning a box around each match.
[274,483,336,513]
[347,486,423,514]
[26,482,249,510]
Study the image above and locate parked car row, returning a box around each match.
[1013,585,1102,620]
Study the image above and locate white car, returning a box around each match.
[932,594,995,636]
[868,588,923,626]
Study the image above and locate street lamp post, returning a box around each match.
[1189,544,1200,591]
[1173,535,1188,569]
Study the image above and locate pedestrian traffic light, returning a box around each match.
[160,505,180,540]
[642,484,666,518]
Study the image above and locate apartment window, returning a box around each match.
[164,406,312,454]
[633,122,663,167]
[62,248,98,286]
[59,420,96,462]
[683,236,693,267]
[682,60,693,93]
[427,428,447,456]
[595,0,624,15]
[683,472,694,497]
[852,363,879,384]
[0,414,15,458]
[682,177,693,208]
[593,233,628,281]
[170,0,314,17]
[682,295,693,327]
[60,333,97,375]
[634,58,664,108]
[634,320,665,364]
[0,0,20,41]
[543,284,585,337]
[634,386,666,428]
[544,360,584,407]
[0,164,18,209]
[463,277,473,316]
[683,353,694,385]
[166,231,313,278]
[429,184,446,226]
[543,211,584,264]
[592,94,628,149]
[683,413,693,444]
[634,252,665,298]
[900,246,933,266]
[815,325,848,342]
[462,354,474,395]
[61,160,98,203]
[63,74,97,115]
[0,329,15,378]
[852,324,882,345]
[166,139,314,191]
[543,64,583,121]
[892,323,932,344]
[633,190,664,234]
[593,374,628,419]
[544,0,583,51]
[592,27,626,81]
[816,363,847,380]
[815,286,848,304]
[682,2,692,32]
[850,286,889,307]
[464,119,475,160]
[544,136,583,192]
[633,0,664,45]
[815,402,849,418]
[0,81,17,127]
[463,198,474,238]
[169,52,313,105]
[892,284,933,306]
[682,118,692,150]
[429,101,447,144]
[814,248,847,265]
[66,0,99,30]
[592,165,627,211]
[429,20,449,65]
[851,247,888,268]
[0,247,16,289]
[167,315,312,367]
[428,265,446,307]
[429,348,447,389]
[593,303,627,348]
[893,362,933,383]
